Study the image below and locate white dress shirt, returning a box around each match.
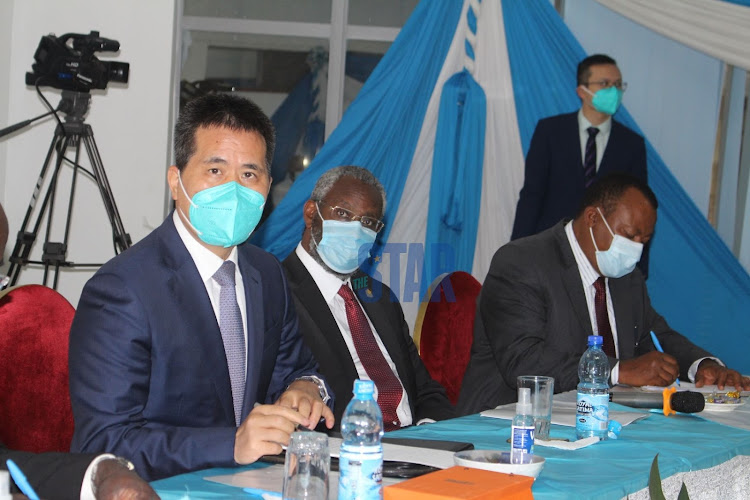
[565,221,622,383]
[173,211,248,375]
[295,243,414,426]
[565,221,713,383]
[578,109,612,172]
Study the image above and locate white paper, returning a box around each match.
[535,437,599,450]
[205,467,403,499]
[480,390,650,428]
[639,382,749,396]
[325,436,455,469]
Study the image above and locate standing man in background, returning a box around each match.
[511,54,647,244]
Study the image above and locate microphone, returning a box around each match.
[611,387,705,415]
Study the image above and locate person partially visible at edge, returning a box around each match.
[68,93,334,481]
[1,443,158,500]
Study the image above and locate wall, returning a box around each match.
[0,1,13,210]
[0,0,177,305]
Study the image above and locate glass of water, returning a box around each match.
[517,375,555,440]
[283,430,330,500]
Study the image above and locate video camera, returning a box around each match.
[25,31,129,92]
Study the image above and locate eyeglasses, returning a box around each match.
[584,80,628,91]
[317,202,385,233]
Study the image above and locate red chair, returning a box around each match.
[415,271,481,405]
[0,284,76,452]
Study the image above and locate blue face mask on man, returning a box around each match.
[589,207,643,278]
[314,203,377,274]
[178,173,266,248]
[582,85,623,115]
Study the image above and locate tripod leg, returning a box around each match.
[4,126,69,289]
[46,131,85,290]
[82,125,131,254]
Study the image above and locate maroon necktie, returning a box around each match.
[594,277,616,358]
[338,284,402,431]
[583,127,600,187]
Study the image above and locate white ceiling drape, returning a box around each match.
[593,0,750,70]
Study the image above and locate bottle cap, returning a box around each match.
[588,335,603,346]
[607,420,622,439]
[517,387,532,415]
[353,379,375,399]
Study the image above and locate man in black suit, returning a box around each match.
[0,442,156,499]
[459,174,749,414]
[511,54,647,242]
[283,166,455,431]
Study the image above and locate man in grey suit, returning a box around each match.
[458,174,749,414]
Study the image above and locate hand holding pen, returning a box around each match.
[650,331,680,387]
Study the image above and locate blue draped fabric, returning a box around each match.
[723,0,750,6]
[252,0,464,266]
[422,69,486,297]
[269,52,384,186]
[502,0,750,373]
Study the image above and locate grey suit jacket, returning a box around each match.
[457,221,712,415]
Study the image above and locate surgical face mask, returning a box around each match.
[178,173,265,248]
[314,204,377,274]
[582,85,623,115]
[589,207,643,278]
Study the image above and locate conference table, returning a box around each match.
[151,392,750,499]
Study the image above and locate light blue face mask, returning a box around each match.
[178,173,265,248]
[583,85,623,115]
[314,204,377,274]
[590,207,643,278]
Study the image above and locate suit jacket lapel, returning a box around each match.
[609,275,636,359]
[239,256,263,416]
[285,252,359,383]
[552,222,593,335]
[159,217,235,423]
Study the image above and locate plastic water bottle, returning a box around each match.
[338,379,384,500]
[576,335,610,440]
[511,387,535,464]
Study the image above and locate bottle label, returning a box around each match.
[576,393,609,433]
[511,425,534,454]
[511,424,534,463]
[338,448,383,500]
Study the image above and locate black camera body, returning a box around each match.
[25,31,129,92]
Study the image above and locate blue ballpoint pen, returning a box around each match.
[650,330,680,386]
[5,459,40,500]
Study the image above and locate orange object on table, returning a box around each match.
[384,465,534,500]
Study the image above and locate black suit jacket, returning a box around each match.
[511,112,647,240]
[283,251,455,430]
[0,442,96,500]
[457,221,712,415]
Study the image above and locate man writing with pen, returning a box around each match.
[459,173,750,414]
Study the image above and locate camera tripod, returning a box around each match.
[2,90,131,290]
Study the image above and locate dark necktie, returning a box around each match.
[583,127,600,187]
[594,277,616,358]
[338,284,402,431]
[213,260,246,426]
